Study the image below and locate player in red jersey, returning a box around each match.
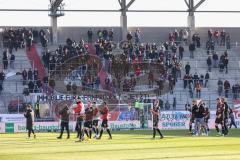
[73,99,85,142]
[97,102,112,140]
[215,98,224,136]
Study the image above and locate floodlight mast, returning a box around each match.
[186,0,206,41]
[49,0,64,44]
[119,0,135,41]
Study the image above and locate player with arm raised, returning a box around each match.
[150,99,164,139]
[73,99,85,142]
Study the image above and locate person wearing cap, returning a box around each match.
[57,104,70,139]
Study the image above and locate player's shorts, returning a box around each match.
[92,119,99,126]
[84,121,92,128]
[215,118,223,124]
[101,119,108,128]
[153,119,159,128]
[190,117,195,124]
[204,118,209,124]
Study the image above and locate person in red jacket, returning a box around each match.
[74,99,85,142]
[97,102,112,140]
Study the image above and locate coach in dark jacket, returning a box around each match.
[57,105,70,139]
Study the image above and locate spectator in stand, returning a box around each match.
[217,79,223,96]
[226,33,231,49]
[35,79,41,92]
[189,82,194,98]
[183,29,189,44]
[28,80,34,93]
[224,80,231,98]
[206,56,212,72]
[185,62,191,75]
[193,72,199,88]
[192,33,201,48]
[28,68,33,81]
[2,50,8,69]
[208,29,213,40]
[213,30,220,45]
[195,81,202,98]
[108,29,114,41]
[212,52,219,68]
[223,56,229,74]
[0,70,5,87]
[126,31,133,42]
[189,42,195,58]
[148,70,154,88]
[134,29,141,44]
[204,71,210,88]
[33,69,38,81]
[165,100,170,110]
[173,97,176,110]
[220,30,226,46]
[87,28,93,43]
[9,53,15,69]
[22,69,27,85]
[178,45,184,60]
[42,76,48,93]
[26,30,33,51]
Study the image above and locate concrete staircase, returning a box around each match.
[161,45,240,110]
[0,48,32,112]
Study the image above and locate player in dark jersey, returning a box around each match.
[204,106,210,132]
[190,100,198,134]
[97,102,112,140]
[150,100,163,139]
[92,102,99,138]
[222,98,229,136]
[215,98,224,136]
[84,101,94,140]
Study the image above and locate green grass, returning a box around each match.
[0,129,240,160]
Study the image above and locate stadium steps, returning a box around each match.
[165,45,240,110]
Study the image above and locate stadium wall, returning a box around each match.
[1,26,240,44]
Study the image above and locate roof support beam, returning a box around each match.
[193,0,206,11]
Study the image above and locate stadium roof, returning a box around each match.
[0,0,239,27]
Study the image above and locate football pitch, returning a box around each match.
[0,130,240,160]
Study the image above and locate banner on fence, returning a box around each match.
[13,121,140,133]
[0,114,25,123]
[0,123,5,133]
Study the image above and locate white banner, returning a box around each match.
[0,123,5,133]
[14,122,76,133]
[0,114,25,123]
[14,121,140,133]
[109,121,140,129]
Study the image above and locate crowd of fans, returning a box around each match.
[1,27,239,111]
